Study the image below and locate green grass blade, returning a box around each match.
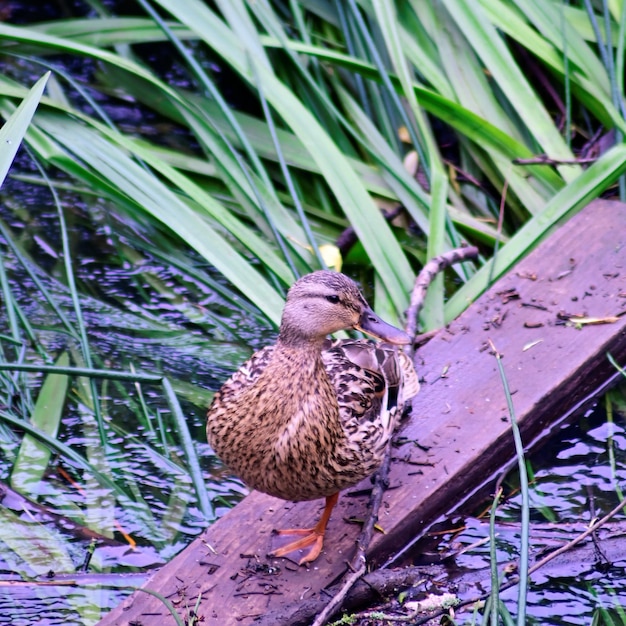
[128,587,186,626]
[491,342,529,625]
[251,59,326,268]
[421,172,449,330]
[0,361,163,382]
[214,0,271,70]
[31,16,194,45]
[440,0,579,182]
[485,0,611,96]
[0,247,21,346]
[0,23,165,89]
[0,72,49,187]
[152,0,415,315]
[161,377,212,520]
[369,0,450,328]
[10,352,70,496]
[355,0,427,172]
[489,487,502,626]
[605,392,625,502]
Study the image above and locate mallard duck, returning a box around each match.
[206,270,419,565]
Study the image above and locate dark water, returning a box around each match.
[0,154,265,624]
[396,389,626,625]
[1,133,625,626]
[1,6,625,625]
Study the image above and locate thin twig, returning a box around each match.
[351,440,394,570]
[512,155,597,165]
[311,247,479,625]
[526,494,626,577]
[311,439,394,626]
[311,244,480,624]
[311,560,366,626]
[405,246,480,343]
[489,339,530,624]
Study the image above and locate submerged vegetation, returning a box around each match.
[0,0,625,623]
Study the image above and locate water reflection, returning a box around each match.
[0,160,263,623]
[401,396,626,624]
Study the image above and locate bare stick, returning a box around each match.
[351,440,394,570]
[310,247,479,625]
[405,246,480,342]
[527,495,626,577]
[513,155,597,165]
[311,439,394,626]
[315,248,480,624]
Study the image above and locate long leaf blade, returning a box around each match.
[0,72,49,187]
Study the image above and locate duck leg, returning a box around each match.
[269,493,339,565]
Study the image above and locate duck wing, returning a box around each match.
[322,339,419,443]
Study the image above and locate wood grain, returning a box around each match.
[98,199,626,625]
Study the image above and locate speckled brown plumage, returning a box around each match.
[206,270,419,563]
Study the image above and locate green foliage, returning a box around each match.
[0,1,625,623]
[1,0,623,324]
[10,352,69,494]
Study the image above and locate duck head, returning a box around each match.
[279,270,410,346]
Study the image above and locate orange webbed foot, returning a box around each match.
[269,528,325,565]
[268,493,338,566]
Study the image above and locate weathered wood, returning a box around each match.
[98,199,626,626]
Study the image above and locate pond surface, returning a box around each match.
[0,8,625,624]
[392,389,626,625]
[0,163,264,624]
[1,164,625,625]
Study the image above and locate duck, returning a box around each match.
[206,270,419,565]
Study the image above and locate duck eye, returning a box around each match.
[325,294,340,304]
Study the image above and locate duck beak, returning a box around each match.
[355,306,411,345]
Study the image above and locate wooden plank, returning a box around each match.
[98,199,626,625]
